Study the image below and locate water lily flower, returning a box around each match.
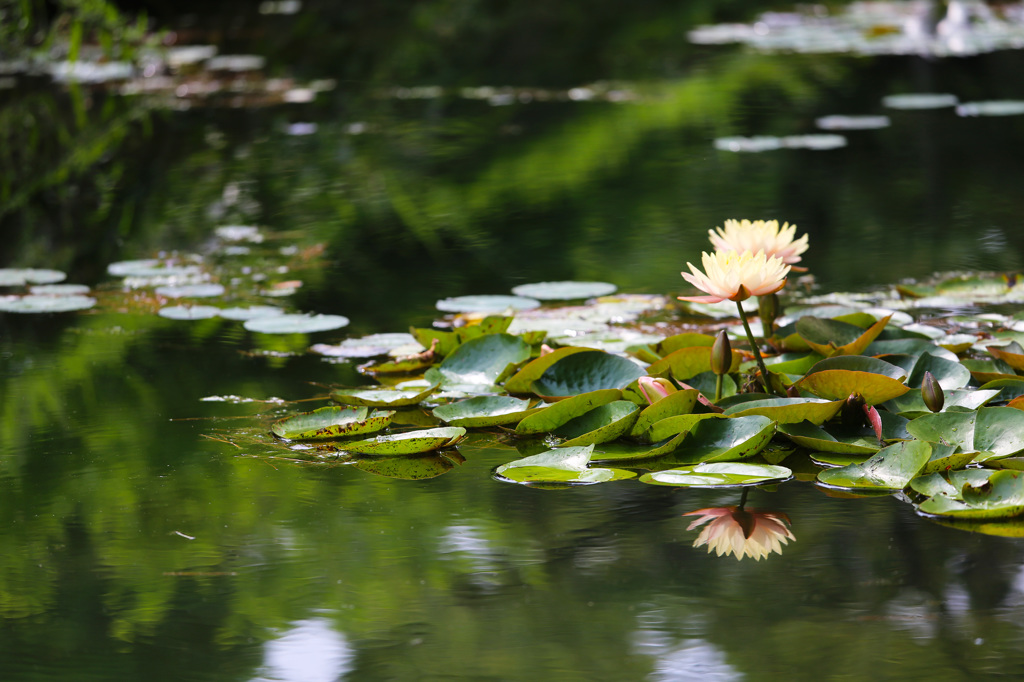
[708,219,809,267]
[684,506,795,561]
[679,250,790,304]
[638,376,676,404]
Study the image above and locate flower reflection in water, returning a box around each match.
[684,491,794,561]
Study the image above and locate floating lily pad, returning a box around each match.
[956,100,1024,117]
[0,294,97,313]
[817,440,932,491]
[630,389,700,439]
[987,343,1024,372]
[336,427,466,455]
[510,281,617,300]
[906,353,971,390]
[431,396,540,427]
[917,470,1024,519]
[647,346,742,381]
[331,383,437,407]
[906,407,1024,459]
[640,462,792,488]
[0,268,67,286]
[244,313,350,334]
[531,350,646,397]
[106,259,201,279]
[648,413,726,443]
[436,295,540,313]
[556,400,641,446]
[909,470,994,498]
[516,389,622,434]
[218,305,285,321]
[723,398,844,425]
[158,305,221,320]
[432,333,531,386]
[671,415,775,465]
[312,333,422,359]
[777,421,879,454]
[503,347,594,393]
[795,355,909,404]
[815,115,890,130]
[155,283,226,298]
[882,388,999,418]
[272,406,394,440]
[882,93,958,110]
[28,283,90,295]
[493,445,635,485]
[796,314,890,357]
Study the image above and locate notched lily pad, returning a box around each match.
[555,400,641,446]
[272,406,395,440]
[639,462,792,488]
[432,333,531,386]
[331,383,437,407]
[244,313,350,334]
[670,415,776,466]
[918,470,1024,520]
[337,427,466,455]
[436,295,540,313]
[432,396,540,427]
[531,350,645,397]
[723,398,843,425]
[817,440,932,491]
[493,444,635,485]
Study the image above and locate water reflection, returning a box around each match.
[253,618,354,682]
[684,489,795,561]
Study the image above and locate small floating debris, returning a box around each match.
[882,93,959,110]
[816,115,891,130]
[956,100,1024,117]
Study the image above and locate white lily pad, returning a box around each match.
[956,101,1024,117]
[158,305,221,320]
[218,305,285,321]
[106,259,201,278]
[155,283,226,298]
[510,281,617,301]
[0,294,96,313]
[215,225,264,242]
[436,295,541,313]
[28,283,90,295]
[815,115,890,130]
[0,268,67,286]
[882,93,958,110]
[244,313,350,334]
[639,462,792,488]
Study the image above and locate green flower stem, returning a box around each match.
[736,300,783,397]
[714,373,723,403]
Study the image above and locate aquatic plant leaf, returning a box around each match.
[817,440,932,490]
[795,355,908,403]
[0,294,97,313]
[918,470,1024,519]
[647,346,742,381]
[28,284,90,295]
[867,338,959,363]
[431,396,540,427]
[723,398,844,425]
[244,313,350,334]
[515,389,621,434]
[272,406,394,439]
[531,350,645,397]
[350,452,464,480]
[434,333,530,386]
[979,378,1024,403]
[762,353,824,376]
[956,100,1024,117]
[503,347,593,394]
[963,358,1020,384]
[155,283,226,298]
[656,333,717,355]
[219,305,285,321]
[907,353,971,390]
[816,114,890,130]
[640,462,792,488]
[883,388,999,418]
[907,407,1024,459]
[987,344,1024,372]
[510,281,617,300]
[494,445,634,485]
[796,314,891,357]
[106,259,201,279]
[337,427,466,455]
[910,470,993,498]
[883,93,958,110]
[630,389,700,439]
[670,415,776,465]
[557,400,641,446]
[158,305,221,320]
[919,442,977,475]
[647,413,725,443]
[435,295,540,313]
[0,268,67,286]
[777,421,879,454]
[331,383,437,407]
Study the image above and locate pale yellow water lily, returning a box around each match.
[678,250,790,304]
[684,506,794,561]
[709,219,809,267]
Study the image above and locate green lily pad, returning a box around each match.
[647,346,742,381]
[331,383,437,407]
[28,283,90,295]
[795,355,909,404]
[630,389,700,439]
[920,442,977,475]
[817,440,932,490]
[906,407,1024,459]
[244,313,350,334]
[723,398,844,425]
[867,338,959,363]
[647,413,726,443]
[350,452,464,480]
[494,445,635,485]
[906,353,971,390]
[656,333,716,355]
[639,462,792,488]
[987,343,1024,372]
[503,347,595,394]
[531,350,646,397]
[882,388,999,418]
[810,452,870,468]
[158,305,221,320]
[670,415,776,465]
[432,333,531,386]
[777,421,879,454]
[219,305,285,321]
[917,470,1024,519]
[272,406,395,439]
[979,378,1024,402]
[795,314,890,357]
[762,353,824,376]
[556,400,641,446]
[962,358,1019,384]
[516,389,622,434]
[0,268,67,286]
[510,281,617,300]
[436,295,540,313]
[337,427,466,455]
[155,283,226,298]
[909,470,993,498]
[431,396,540,427]
[0,294,97,313]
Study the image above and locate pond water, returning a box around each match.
[4,1,1024,680]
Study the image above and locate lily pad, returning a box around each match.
[639,462,792,488]
[350,452,464,480]
[909,470,994,498]
[917,470,1024,519]
[431,396,540,427]
[0,268,67,286]
[106,259,201,279]
[436,295,540,313]
[815,115,890,130]
[510,281,617,300]
[155,283,226,298]
[656,333,716,355]
[795,355,909,404]
[670,415,776,465]
[647,413,726,443]
[28,283,90,295]
[647,346,742,381]
[244,313,350,334]
[882,93,958,110]
[723,398,844,425]
[795,314,890,357]
[882,388,999,418]
[219,305,285,321]
[556,400,641,446]
[956,100,1024,117]
[0,294,97,313]
[516,389,622,434]
[313,333,421,359]
[906,407,1024,459]
[494,445,635,485]
[337,427,466,455]
[432,333,531,386]
[531,350,646,397]
[158,305,221,320]
[817,440,932,491]
[331,383,437,407]
[272,406,395,439]
[630,389,700,439]
[777,421,880,455]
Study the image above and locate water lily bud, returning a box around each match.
[638,376,677,405]
[921,371,944,413]
[711,330,732,376]
[758,292,781,337]
[841,392,866,428]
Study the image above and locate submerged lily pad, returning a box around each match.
[531,350,645,397]
[494,445,635,485]
[510,281,617,300]
[640,462,792,488]
[0,268,67,286]
[0,294,97,313]
[272,406,394,439]
[350,452,464,480]
[817,440,932,491]
[435,295,540,313]
[336,427,466,455]
[432,396,540,427]
[244,313,350,334]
